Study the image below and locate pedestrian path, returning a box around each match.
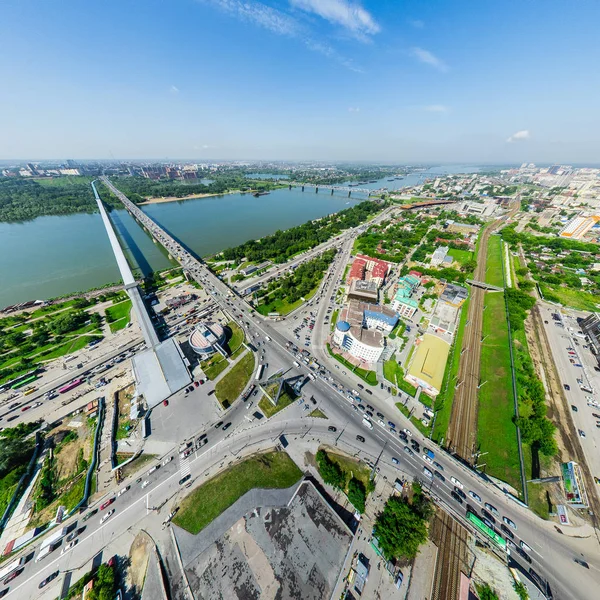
[179,456,191,479]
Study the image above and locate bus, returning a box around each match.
[255,364,265,381]
[466,511,506,551]
[58,379,83,394]
[0,556,26,581]
[11,374,38,390]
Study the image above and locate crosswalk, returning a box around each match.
[179,456,191,479]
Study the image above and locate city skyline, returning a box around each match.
[1,0,599,162]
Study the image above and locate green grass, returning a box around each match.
[323,450,372,491]
[39,334,103,362]
[330,309,339,332]
[388,320,406,340]
[396,403,431,437]
[215,351,255,407]
[172,451,302,534]
[105,299,132,329]
[201,355,229,380]
[226,321,245,353]
[447,248,474,265]
[541,285,600,311]
[256,286,318,316]
[432,298,470,443]
[258,389,296,418]
[478,292,521,492]
[485,235,504,288]
[326,344,377,386]
[309,408,327,419]
[383,355,419,399]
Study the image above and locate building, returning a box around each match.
[559,214,600,239]
[428,300,459,337]
[405,334,451,397]
[332,320,384,363]
[347,258,366,283]
[346,254,389,288]
[440,282,468,307]
[166,293,196,310]
[391,274,420,318]
[188,322,227,356]
[430,246,449,267]
[580,313,600,362]
[348,279,378,303]
[363,303,399,333]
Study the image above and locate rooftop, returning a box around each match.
[407,334,450,392]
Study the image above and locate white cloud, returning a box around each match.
[423,104,448,113]
[291,0,380,37]
[408,19,424,28]
[169,85,180,94]
[507,129,531,143]
[348,106,360,112]
[410,47,448,72]
[305,40,364,73]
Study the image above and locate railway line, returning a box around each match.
[446,201,519,463]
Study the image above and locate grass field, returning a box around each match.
[432,298,469,443]
[541,285,600,312]
[226,321,244,352]
[323,450,372,490]
[256,286,318,316]
[258,389,296,418]
[309,408,327,419]
[105,299,132,332]
[215,351,255,407]
[201,354,229,380]
[383,356,419,399]
[447,248,474,265]
[396,403,431,437]
[485,235,504,288]
[173,451,302,534]
[326,345,377,386]
[478,292,521,492]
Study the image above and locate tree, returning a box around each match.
[374,496,429,560]
[347,478,367,513]
[315,450,345,489]
[513,581,529,600]
[476,583,500,600]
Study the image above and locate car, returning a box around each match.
[100,498,115,510]
[422,454,433,464]
[404,446,414,456]
[141,479,150,489]
[453,487,466,500]
[61,539,78,554]
[564,384,570,391]
[310,397,317,406]
[366,410,373,418]
[357,384,364,389]
[434,471,445,482]
[366,404,374,412]
[450,477,463,490]
[500,523,515,539]
[100,509,115,524]
[222,422,232,431]
[433,461,444,471]
[518,548,532,564]
[38,570,60,588]
[481,509,495,525]
[117,485,130,497]
[328,426,337,432]
[162,399,169,407]
[388,421,396,429]
[579,429,586,438]
[468,490,481,503]
[451,490,463,503]
[484,502,499,517]
[574,558,590,568]
[179,474,191,485]
[356,435,365,443]
[376,412,384,419]
[423,467,433,479]
[82,508,98,522]
[21,405,31,412]
[357,404,365,412]
[571,404,578,412]
[482,517,494,529]
[520,540,532,553]
[403,428,412,437]
[392,457,399,465]
[215,421,224,428]
[365,389,373,395]
[66,531,77,543]
[592,413,600,419]
[3,568,23,585]
[194,381,199,387]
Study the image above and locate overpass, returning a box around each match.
[466,279,504,292]
[92,181,191,407]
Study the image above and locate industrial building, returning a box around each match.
[188,322,227,356]
[559,214,600,240]
[440,283,469,307]
[405,334,451,397]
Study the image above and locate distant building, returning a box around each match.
[188,322,226,356]
[580,313,600,363]
[559,214,600,240]
[391,274,420,318]
[346,254,389,288]
[440,283,468,307]
[348,280,378,303]
[430,246,449,267]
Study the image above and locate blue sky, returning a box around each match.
[1,0,599,163]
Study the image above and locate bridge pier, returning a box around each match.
[315,187,319,193]
[288,184,292,190]
[331,189,334,195]
[348,191,351,198]
[301,185,305,192]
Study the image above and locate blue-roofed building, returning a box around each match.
[392,274,421,318]
[362,303,399,332]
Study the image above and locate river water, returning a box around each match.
[1,165,479,307]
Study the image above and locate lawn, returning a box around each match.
[477,292,522,492]
[541,285,600,312]
[322,450,372,491]
[485,235,504,288]
[201,355,229,380]
[432,298,470,443]
[105,299,132,332]
[256,286,318,316]
[258,389,296,418]
[447,248,474,265]
[215,351,255,408]
[309,408,327,419]
[326,344,377,386]
[226,321,245,353]
[383,355,418,399]
[330,309,339,332]
[388,320,406,340]
[172,451,302,534]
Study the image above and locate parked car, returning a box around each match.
[100,498,115,510]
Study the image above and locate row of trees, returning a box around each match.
[222,201,381,264]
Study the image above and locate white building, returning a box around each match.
[332,321,384,363]
[430,246,449,267]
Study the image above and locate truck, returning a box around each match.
[279,435,289,448]
[293,361,300,368]
[424,449,435,460]
[0,556,26,580]
[40,526,68,550]
[35,542,60,562]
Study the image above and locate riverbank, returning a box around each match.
[137,191,238,205]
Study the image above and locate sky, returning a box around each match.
[1,0,599,163]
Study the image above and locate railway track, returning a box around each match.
[446,202,519,463]
[431,510,469,600]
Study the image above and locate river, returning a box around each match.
[1,165,480,308]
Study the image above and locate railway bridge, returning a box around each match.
[288,182,374,197]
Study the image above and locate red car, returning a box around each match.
[21,406,31,412]
[100,498,115,510]
[194,381,199,388]
[4,568,23,585]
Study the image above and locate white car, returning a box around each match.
[61,539,78,554]
[402,428,412,437]
[422,454,433,464]
[100,509,115,524]
[117,485,130,497]
[450,477,464,490]
[141,480,150,489]
[468,490,482,504]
